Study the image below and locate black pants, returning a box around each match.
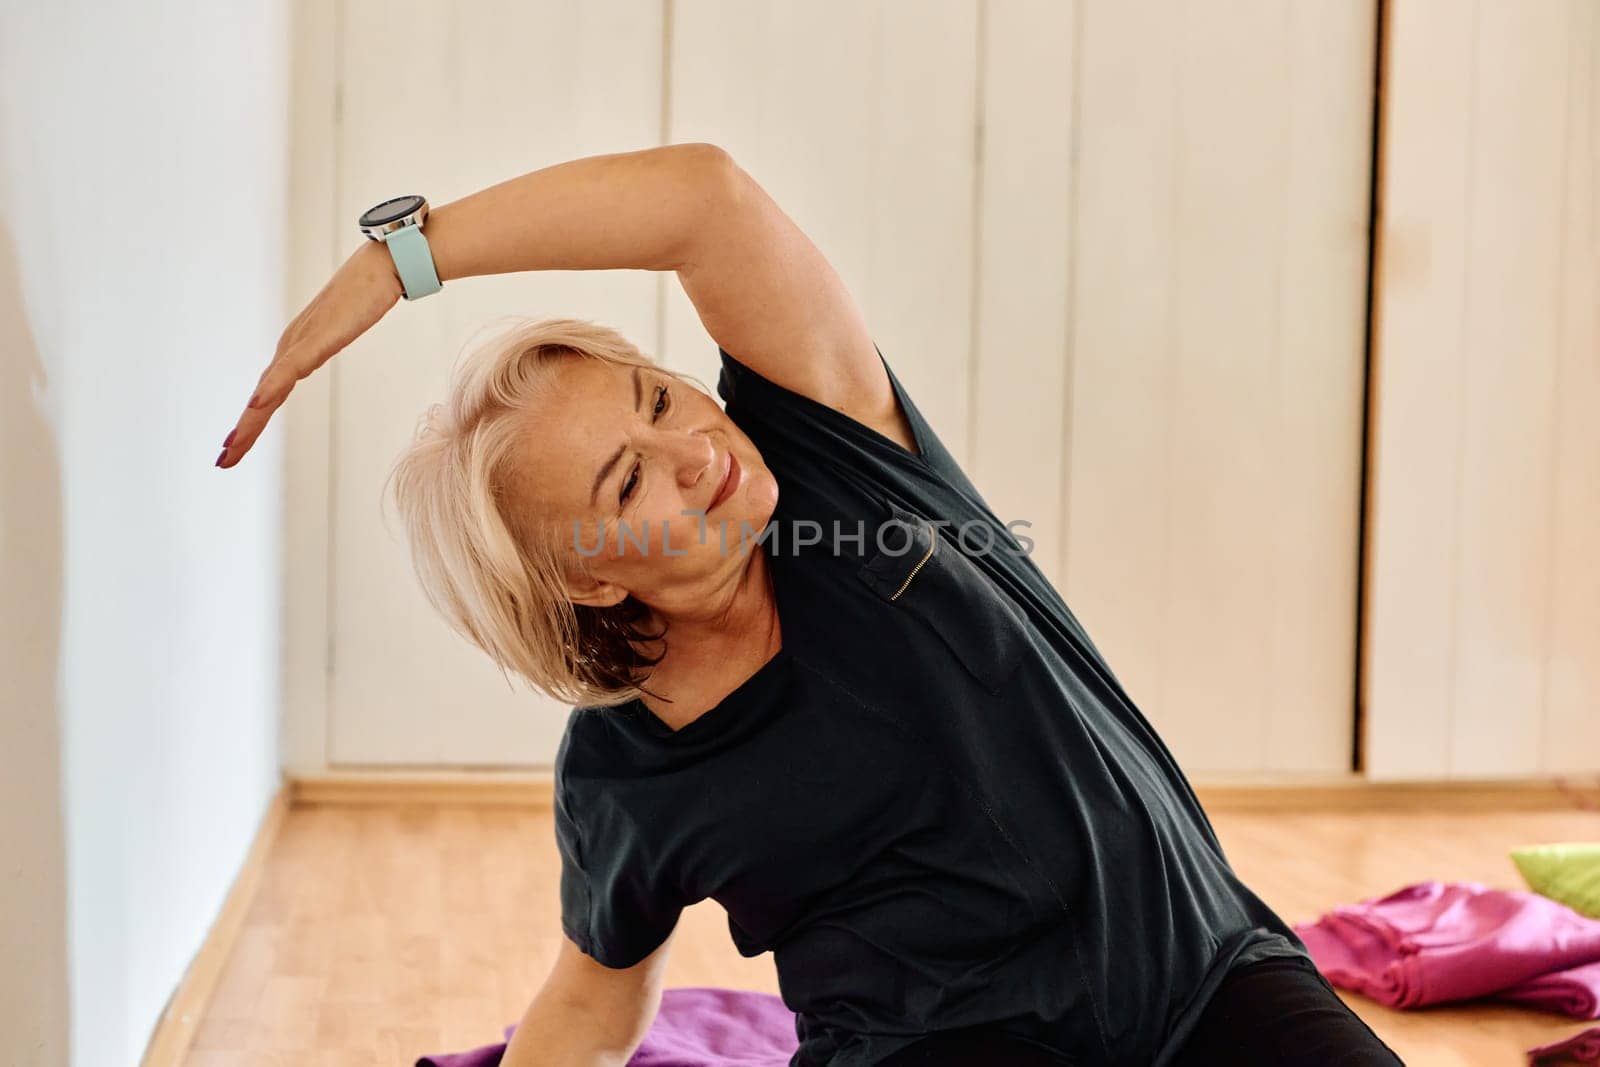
[1173,955,1404,1066]
[877,956,1404,1066]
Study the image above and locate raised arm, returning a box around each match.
[217,141,907,468]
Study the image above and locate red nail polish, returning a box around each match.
[216,449,228,468]
[223,429,237,449]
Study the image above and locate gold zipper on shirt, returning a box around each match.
[889,532,937,601]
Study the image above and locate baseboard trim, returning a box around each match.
[284,772,1600,813]
[1194,775,1600,812]
[292,771,555,808]
[140,780,291,1067]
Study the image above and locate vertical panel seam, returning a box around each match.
[1158,2,1186,723]
[1535,0,1581,771]
[1354,0,1387,773]
[1060,0,1085,589]
[1446,0,1482,778]
[655,0,675,362]
[867,5,882,356]
[324,0,346,767]
[1263,0,1293,772]
[967,0,988,475]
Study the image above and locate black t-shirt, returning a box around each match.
[554,345,1309,1066]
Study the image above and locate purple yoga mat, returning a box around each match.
[416,987,799,1067]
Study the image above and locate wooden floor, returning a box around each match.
[185,798,1600,1066]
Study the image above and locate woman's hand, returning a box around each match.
[216,239,403,468]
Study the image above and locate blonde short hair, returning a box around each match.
[384,316,705,709]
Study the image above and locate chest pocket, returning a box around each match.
[856,501,1027,693]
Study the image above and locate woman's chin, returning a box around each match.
[703,498,776,559]
[739,474,780,530]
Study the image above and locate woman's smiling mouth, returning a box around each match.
[709,447,741,511]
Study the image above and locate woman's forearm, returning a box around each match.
[422,142,733,282]
[500,975,654,1067]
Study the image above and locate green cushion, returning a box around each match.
[1512,843,1600,919]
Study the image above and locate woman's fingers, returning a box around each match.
[216,350,305,468]
[217,404,268,468]
[216,384,279,469]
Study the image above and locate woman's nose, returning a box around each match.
[666,430,715,489]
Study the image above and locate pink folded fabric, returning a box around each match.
[1501,960,1600,1019]
[1527,1026,1600,1065]
[415,986,798,1067]
[1294,881,1600,1011]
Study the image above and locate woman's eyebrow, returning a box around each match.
[588,367,644,505]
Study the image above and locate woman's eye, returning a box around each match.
[618,387,667,506]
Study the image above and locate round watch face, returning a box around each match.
[359,195,426,229]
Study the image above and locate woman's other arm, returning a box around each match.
[501,931,673,1066]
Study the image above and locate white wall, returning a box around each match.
[0,2,288,1063]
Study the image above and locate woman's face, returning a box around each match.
[516,356,779,614]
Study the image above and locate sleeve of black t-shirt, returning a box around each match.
[553,719,688,969]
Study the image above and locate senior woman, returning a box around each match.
[217,144,1400,1066]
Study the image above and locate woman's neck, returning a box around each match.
[632,548,782,730]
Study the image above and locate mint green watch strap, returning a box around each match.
[385,223,442,300]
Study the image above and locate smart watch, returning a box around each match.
[358,195,442,300]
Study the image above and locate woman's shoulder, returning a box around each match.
[717,345,1001,556]
[555,702,630,788]
[716,344,987,518]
